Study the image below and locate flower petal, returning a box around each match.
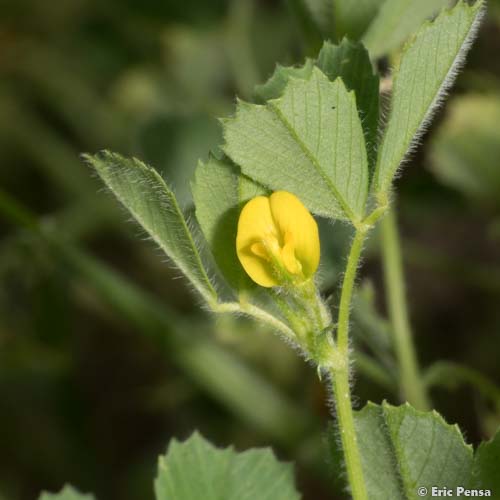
[236,196,279,287]
[269,191,320,278]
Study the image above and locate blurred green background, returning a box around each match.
[1,1,500,499]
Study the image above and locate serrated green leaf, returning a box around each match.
[354,402,473,499]
[191,155,266,290]
[154,432,301,500]
[39,485,95,500]
[374,1,484,194]
[317,39,379,169]
[254,59,314,102]
[224,67,369,223]
[332,0,386,41]
[256,41,379,172]
[430,94,500,204]
[84,151,217,305]
[362,0,450,59]
[472,428,500,492]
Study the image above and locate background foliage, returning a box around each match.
[1,0,500,499]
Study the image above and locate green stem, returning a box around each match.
[214,301,297,344]
[380,208,429,411]
[269,289,309,340]
[330,367,367,499]
[337,230,366,353]
[330,228,368,500]
[299,278,330,334]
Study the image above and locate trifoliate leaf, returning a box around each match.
[362,0,450,59]
[224,67,369,224]
[373,1,484,195]
[430,94,500,204]
[354,402,473,499]
[191,155,266,290]
[39,485,95,500]
[256,41,379,172]
[154,432,301,500]
[85,151,217,306]
[317,39,379,169]
[254,59,315,102]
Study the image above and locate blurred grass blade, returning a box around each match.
[155,432,301,500]
[286,0,324,53]
[403,240,500,294]
[8,44,125,148]
[353,352,396,393]
[0,188,312,443]
[351,283,396,374]
[59,244,311,443]
[374,1,484,194]
[423,361,500,413]
[85,151,218,305]
[332,0,385,42]
[362,0,449,59]
[0,96,96,198]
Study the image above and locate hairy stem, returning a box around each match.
[330,228,368,500]
[380,208,429,411]
[214,301,297,343]
[330,366,367,499]
[337,230,366,353]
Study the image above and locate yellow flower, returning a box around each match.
[236,191,320,287]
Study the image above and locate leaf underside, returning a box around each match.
[316,39,379,170]
[355,402,473,499]
[85,151,217,305]
[191,155,266,290]
[254,58,315,103]
[255,40,379,173]
[154,432,301,500]
[374,0,484,194]
[224,67,369,223]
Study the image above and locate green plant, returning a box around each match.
[38,1,500,498]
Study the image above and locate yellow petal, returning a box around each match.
[281,231,302,274]
[236,196,279,287]
[269,191,320,278]
[250,242,269,261]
